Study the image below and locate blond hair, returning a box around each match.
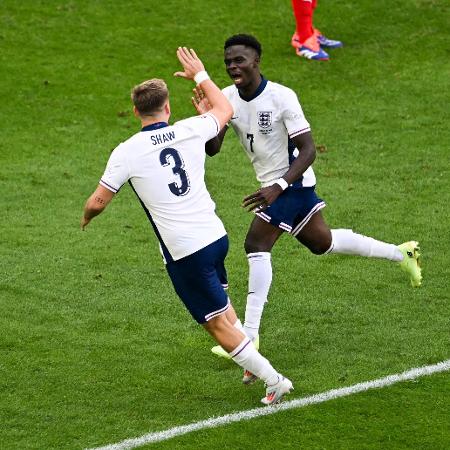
[131,79,168,116]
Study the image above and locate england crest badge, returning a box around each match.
[257,111,272,129]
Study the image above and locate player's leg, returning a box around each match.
[291,0,329,60]
[234,186,321,375]
[218,262,245,332]
[243,216,284,342]
[211,217,283,361]
[210,247,248,359]
[224,304,240,327]
[295,211,422,286]
[165,235,291,404]
[297,210,401,258]
[291,0,314,45]
[294,209,332,254]
[204,314,293,405]
[203,313,246,352]
[211,303,247,359]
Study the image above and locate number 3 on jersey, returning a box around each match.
[159,147,190,196]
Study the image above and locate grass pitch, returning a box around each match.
[1,1,449,449]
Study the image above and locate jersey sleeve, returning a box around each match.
[99,144,129,193]
[281,88,311,139]
[178,113,221,142]
[222,86,235,128]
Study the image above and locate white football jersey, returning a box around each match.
[99,113,226,262]
[223,79,316,187]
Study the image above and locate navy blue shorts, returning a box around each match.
[256,186,326,236]
[165,235,230,324]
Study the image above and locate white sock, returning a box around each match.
[329,229,403,261]
[230,337,279,385]
[233,319,245,332]
[244,252,272,341]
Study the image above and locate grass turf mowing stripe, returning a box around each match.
[87,359,450,449]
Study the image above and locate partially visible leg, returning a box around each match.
[294,210,332,254]
[203,313,246,353]
[295,211,421,286]
[296,211,403,260]
[291,0,329,60]
[212,243,248,358]
[224,303,241,329]
[217,256,244,331]
[211,304,246,359]
[204,314,293,405]
[244,252,272,342]
[243,217,283,342]
[205,315,278,383]
[291,0,314,44]
[329,228,403,260]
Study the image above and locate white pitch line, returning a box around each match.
[87,359,450,450]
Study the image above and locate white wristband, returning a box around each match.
[194,70,210,85]
[274,178,289,191]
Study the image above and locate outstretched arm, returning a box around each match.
[81,185,115,230]
[191,85,229,156]
[174,47,233,131]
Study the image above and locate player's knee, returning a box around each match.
[244,235,270,253]
[244,238,260,253]
[204,315,235,343]
[307,238,332,255]
[204,314,227,333]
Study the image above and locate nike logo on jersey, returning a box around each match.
[231,116,239,120]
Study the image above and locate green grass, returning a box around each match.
[1,1,449,449]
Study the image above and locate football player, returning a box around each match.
[81,47,293,405]
[192,35,421,381]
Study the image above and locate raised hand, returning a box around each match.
[174,47,205,80]
[192,86,212,114]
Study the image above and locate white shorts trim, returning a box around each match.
[291,201,326,236]
[279,222,292,232]
[256,211,271,223]
[204,298,230,322]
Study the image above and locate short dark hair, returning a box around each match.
[224,34,262,57]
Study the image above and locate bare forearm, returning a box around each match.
[205,126,228,156]
[199,79,233,128]
[282,145,316,184]
[282,132,317,184]
[83,195,107,220]
[81,185,115,230]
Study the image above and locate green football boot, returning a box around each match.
[211,335,260,360]
[397,241,422,287]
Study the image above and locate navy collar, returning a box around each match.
[238,76,268,102]
[141,122,169,132]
